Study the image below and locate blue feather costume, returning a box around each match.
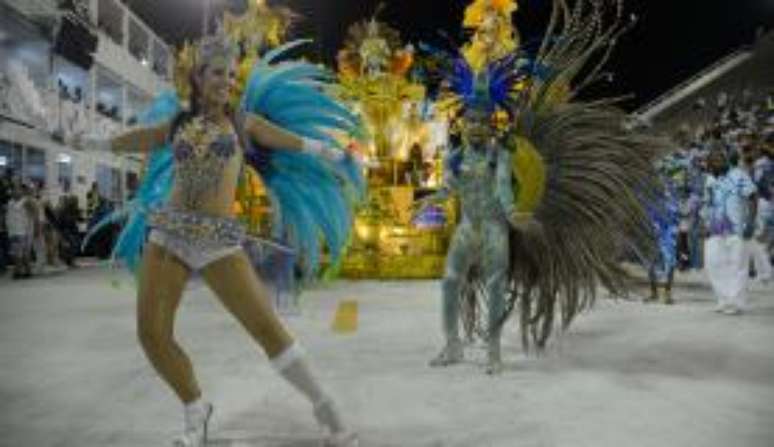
[89,42,364,282]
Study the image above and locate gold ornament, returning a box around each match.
[223,0,296,57]
[173,41,197,103]
[462,0,520,72]
[174,1,295,103]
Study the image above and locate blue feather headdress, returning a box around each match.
[449,54,531,116]
[418,40,548,119]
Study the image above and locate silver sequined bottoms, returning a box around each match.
[148,209,246,271]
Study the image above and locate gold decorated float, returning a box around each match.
[335,16,455,279]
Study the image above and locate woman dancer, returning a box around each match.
[102,32,361,447]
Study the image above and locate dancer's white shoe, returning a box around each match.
[172,402,213,447]
[314,399,359,447]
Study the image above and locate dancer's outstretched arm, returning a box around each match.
[243,112,343,161]
[110,121,171,153]
[243,112,304,151]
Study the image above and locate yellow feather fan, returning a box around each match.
[510,136,546,213]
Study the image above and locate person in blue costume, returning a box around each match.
[100,29,361,447]
[644,178,680,305]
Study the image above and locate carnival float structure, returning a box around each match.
[333,13,458,279]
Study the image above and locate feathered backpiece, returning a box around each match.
[87,27,363,283]
[84,91,180,274]
[499,0,670,350]
[241,40,365,276]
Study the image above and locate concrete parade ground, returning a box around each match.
[1,267,773,447]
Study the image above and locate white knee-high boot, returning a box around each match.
[271,343,358,447]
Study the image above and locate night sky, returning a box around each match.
[132,0,774,111]
[276,0,774,111]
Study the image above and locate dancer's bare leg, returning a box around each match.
[137,243,200,403]
[200,251,293,356]
[201,252,357,446]
[137,243,211,446]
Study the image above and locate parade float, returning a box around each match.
[333,15,457,279]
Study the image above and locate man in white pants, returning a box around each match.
[702,149,758,315]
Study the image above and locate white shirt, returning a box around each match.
[702,168,757,237]
[6,198,31,237]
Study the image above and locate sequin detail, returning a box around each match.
[172,116,238,208]
[148,209,246,248]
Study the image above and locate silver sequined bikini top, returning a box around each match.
[172,116,239,208]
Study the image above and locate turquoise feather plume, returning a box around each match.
[83,90,180,273]
[241,40,364,275]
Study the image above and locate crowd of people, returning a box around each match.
[0,173,119,280]
[648,92,774,312]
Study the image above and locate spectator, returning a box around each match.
[83,195,117,259]
[86,182,101,222]
[5,183,35,279]
[29,186,47,274]
[41,197,65,268]
[0,169,12,274]
[741,143,772,284]
[57,194,81,267]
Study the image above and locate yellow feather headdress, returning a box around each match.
[463,0,518,28]
[462,0,520,73]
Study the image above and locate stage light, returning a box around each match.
[0,156,7,167]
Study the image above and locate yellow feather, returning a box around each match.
[511,136,546,213]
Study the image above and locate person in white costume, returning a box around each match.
[702,149,758,315]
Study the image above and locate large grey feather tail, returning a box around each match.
[503,0,671,351]
[508,102,669,351]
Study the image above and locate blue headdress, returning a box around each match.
[447,54,530,117]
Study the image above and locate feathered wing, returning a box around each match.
[241,40,365,276]
[503,0,670,350]
[83,91,180,274]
